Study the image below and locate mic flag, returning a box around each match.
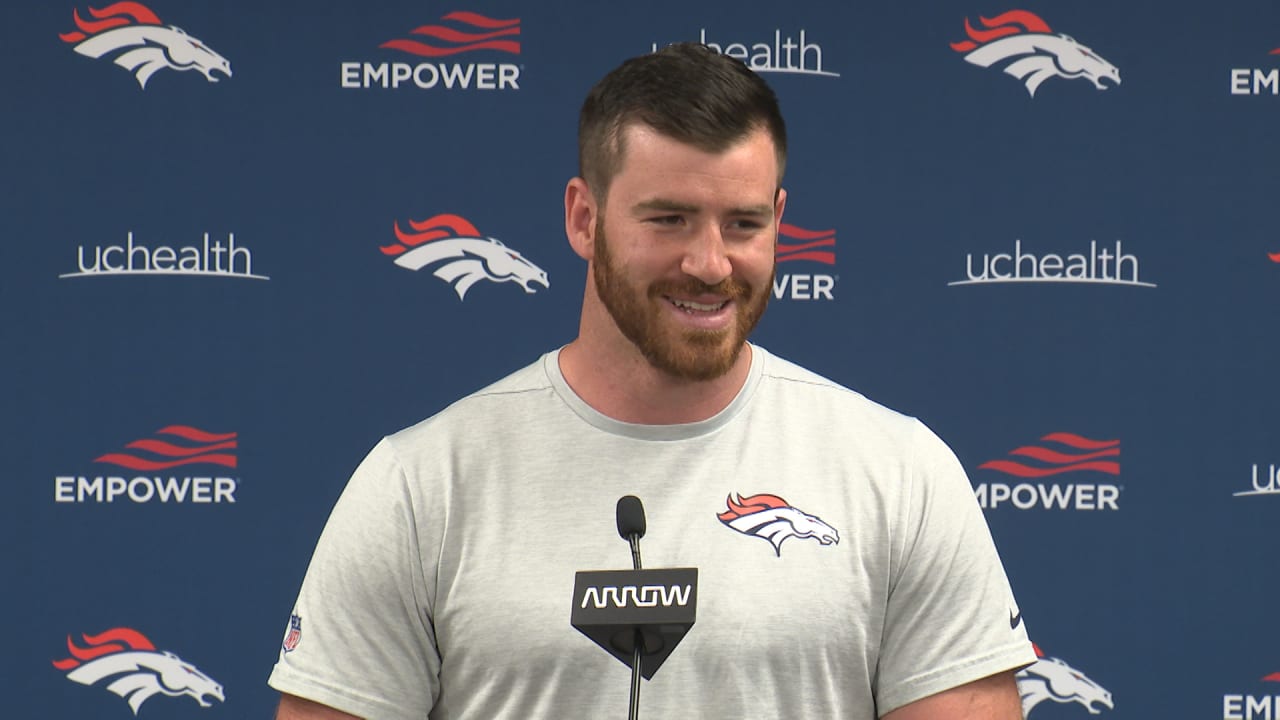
[571,568,697,680]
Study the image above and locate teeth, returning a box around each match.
[671,298,725,312]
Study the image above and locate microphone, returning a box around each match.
[617,496,647,719]
[616,495,646,540]
[571,495,698,716]
[616,495,645,571]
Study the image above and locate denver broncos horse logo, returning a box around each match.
[1017,644,1113,716]
[53,627,225,714]
[381,213,550,300]
[717,493,839,556]
[951,10,1120,97]
[60,2,232,89]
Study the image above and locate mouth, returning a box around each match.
[664,295,735,331]
[1095,73,1120,90]
[205,65,233,83]
[521,273,550,293]
[1086,697,1114,714]
[668,297,729,313]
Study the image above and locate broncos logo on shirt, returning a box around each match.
[717,492,839,556]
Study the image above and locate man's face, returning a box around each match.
[590,124,784,381]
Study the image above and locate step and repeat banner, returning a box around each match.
[5,1,1278,718]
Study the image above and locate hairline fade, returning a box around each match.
[577,42,788,207]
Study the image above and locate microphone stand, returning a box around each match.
[628,533,643,720]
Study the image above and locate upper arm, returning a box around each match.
[875,422,1035,710]
[881,670,1023,720]
[276,693,364,720]
[267,440,441,718]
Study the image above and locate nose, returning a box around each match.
[680,225,732,285]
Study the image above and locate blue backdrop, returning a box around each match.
[6,1,1279,718]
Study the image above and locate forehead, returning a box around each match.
[607,124,780,205]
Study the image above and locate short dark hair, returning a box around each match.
[577,42,787,204]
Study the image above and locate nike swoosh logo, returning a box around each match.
[1009,610,1023,629]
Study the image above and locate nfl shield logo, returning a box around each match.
[283,614,302,653]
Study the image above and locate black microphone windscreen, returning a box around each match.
[616,495,646,539]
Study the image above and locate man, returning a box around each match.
[269,43,1034,719]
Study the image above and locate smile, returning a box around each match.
[668,297,729,313]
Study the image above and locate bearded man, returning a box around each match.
[269,42,1034,720]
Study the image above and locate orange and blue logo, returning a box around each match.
[53,627,224,713]
[60,2,231,89]
[951,10,1119,96]
[381,213,549,300]
[717,493,839,556]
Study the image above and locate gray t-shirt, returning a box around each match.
[268,345,1034,719]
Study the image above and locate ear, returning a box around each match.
[773,187,788,247]
[564,177,599,261]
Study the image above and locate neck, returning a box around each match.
[558,335,753,425]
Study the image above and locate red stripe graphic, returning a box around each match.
[441,11,520,29]
[1009,446,1120,464]
[381,39,521,56]
[93,426,238,470]
[1268,251,1280,262]
[777,224,836,265]
[156,424,236,443]
[978,459,1121,477]
[779,223,833,240]
[408,25,520,45]
[380,12,521,57]
[1039,432,1120,450]
[94,453,237,470]
[125,439,236,457]
[60,3,162,43]
[979,433,1120,477]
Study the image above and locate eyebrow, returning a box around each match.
[632,198,775,217]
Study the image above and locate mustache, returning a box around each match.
[649,276,753,299]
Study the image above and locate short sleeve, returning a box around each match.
[874,421,1036,714]
[267,439,440,719]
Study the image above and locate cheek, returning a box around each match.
[736,244,777,281]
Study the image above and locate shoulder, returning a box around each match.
[753,346,927,438]
[373,353,560,458]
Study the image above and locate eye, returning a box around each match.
[648,215,684,226]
